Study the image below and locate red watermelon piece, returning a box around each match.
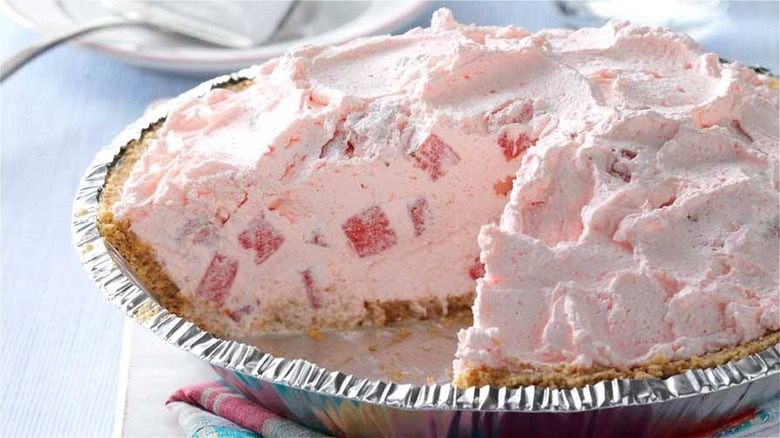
[498,131,533,161]
[196,253,239,305]
[468,256,485,280]
[408,197,429,237]
[342,205,398,257]
[410,134,460,181]
[238,216,285,264]
[301,269,321,309]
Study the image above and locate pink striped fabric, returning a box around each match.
[167,381,325,437]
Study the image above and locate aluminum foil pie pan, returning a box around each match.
[72,68,780,437]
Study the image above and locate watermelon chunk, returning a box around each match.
[410,134,460,181]
[301,269,321,309]
[196,253,239,305]
[342,205,398,257]
[498,131,532,161]
[408,197,429,237]
[238,216,285,264]
[468,256,485,280]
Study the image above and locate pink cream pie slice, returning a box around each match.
[98,10,780,388]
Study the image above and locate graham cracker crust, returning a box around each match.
[96,79,475,339]
[454,330,780,389]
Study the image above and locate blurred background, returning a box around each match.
[1,1,778,436]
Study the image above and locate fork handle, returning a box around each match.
[1,16,140,82]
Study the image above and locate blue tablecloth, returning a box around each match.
[1,2,777,436]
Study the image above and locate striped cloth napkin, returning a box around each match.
[168,381,779,438]
[167,381,325,438]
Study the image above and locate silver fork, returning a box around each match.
[1,0,298,82]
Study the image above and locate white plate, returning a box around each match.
[0,0,427,76]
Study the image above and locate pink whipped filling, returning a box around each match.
[115,10,555,334]
[114,9,779,371]
[455,18,779,371]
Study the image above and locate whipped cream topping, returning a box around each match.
[454,18,779,371]
[114,9,779,371]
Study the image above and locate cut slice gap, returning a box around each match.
[240,311,473,385]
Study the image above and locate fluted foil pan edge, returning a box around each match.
[72,67,780,436]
